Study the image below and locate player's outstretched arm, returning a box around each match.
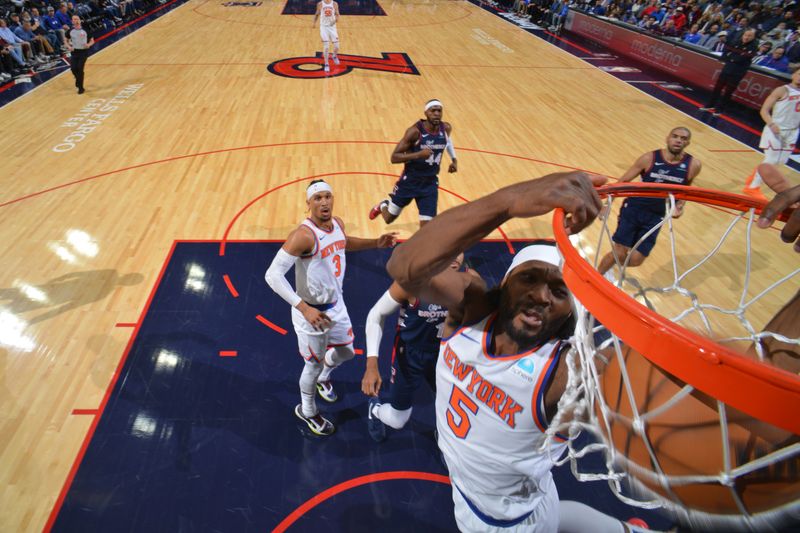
[312,1,320,25]
[387,172,606,306]
[361,283,407,397]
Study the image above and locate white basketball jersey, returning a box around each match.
[435,313,568,521]
[319,0,336,27]
[772,85,800,130]
[294,218,346,305]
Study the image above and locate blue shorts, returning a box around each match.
[388,338,438,411]
[389,174,439,219]
[612,202,665,257]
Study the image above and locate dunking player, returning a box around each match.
[598,127,702,277]
[266,180,396,436]
[388,172,648,532]
[369,99,458,227]
[361,253,477,441]
[743,67,800,201]
[312,0,340,73]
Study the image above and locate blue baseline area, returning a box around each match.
[282,0,386,16]
[53,240,674,532]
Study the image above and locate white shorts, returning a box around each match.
[759,126,799,166]
[291,299,353,362]
[320,25,338,43]
[451,474,559,533]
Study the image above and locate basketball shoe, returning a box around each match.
[294,404,335,436]
[367,397,386,442]
[316,380,338,402]
[369,200,388,220]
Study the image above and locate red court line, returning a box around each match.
[256,314,288,335]
[273,471,451,533]
[219,171,400,256]
[44,240,178,533]
[222,274,239,297]
[649,83,761,136]
[115,322,137,327]
[219,350,238,357]
[1,141,603,210]
[71,409,99,416]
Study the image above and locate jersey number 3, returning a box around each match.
[332,255,342,277]
[446,386,479,439]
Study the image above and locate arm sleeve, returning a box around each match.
[445,135,457,160]
[265,248,302,308]
[365,290,403,358]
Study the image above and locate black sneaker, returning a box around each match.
[367,397,386,442]
[294,404,335,436]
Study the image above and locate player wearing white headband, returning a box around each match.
[387,172,650,532]
[369,99,458,228]
[266,179,397,436]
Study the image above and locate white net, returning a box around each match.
[546,186,800,532]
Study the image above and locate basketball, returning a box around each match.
[599,344,800,516]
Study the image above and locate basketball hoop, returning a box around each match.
[549,183,800,530]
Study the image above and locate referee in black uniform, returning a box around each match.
[68,15,94,94]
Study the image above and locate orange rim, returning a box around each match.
[553,183,800,435]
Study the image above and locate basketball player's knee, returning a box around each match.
[628,253,646,267]
[764,149,782,165]
[379,404,412,429]
[325,345,355,366]
[299,359,324,390]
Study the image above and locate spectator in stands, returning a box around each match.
[43,6,68,50]
[764,21,791,46]
[683,23,704,43]
[630,0,648,19]
[0,36,27,74]
[671,5,688,31]
[705,29,728,52]
[657,18,681,37]
[0,43,17,81]
[700,27,758,116]
[8,13,22,31]
[785,30,800,68]
[28,8,61,53]
[0,18,33,64]
[14,20,54,60]
[753,40,774,62]
[755,45,791,71]
[640,0,659,20]
[699,12,725,33]
[55,4,73,31]
[640,14,659,31]
[779,8,798,31]
[698,23,721,45]
[591,0,606,16]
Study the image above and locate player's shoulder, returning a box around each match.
[443,121,453,132]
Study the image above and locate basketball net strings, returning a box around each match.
[542,192,800,530]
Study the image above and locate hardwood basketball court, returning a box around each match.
[1,0,797,530]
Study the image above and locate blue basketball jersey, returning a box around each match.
[625,149,693,214]
[397,298,447,353]
[403,121,448,179]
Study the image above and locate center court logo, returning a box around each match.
[267,52,420,79]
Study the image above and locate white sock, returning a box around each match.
[376,404,412,429]
[318,363,334,382]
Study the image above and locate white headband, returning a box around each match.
[306,181,333,200]
[425,100,443,111]
[504,244,562,280]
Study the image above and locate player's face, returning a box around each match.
[307,191,334,221]
[791,69,800,86]
[425,106,443,126]
[666,129,690,155]
[498,261,572,350]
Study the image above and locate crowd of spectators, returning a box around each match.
[504,0,800,74]
[0,0,158,82]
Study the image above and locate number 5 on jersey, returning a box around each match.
[447,385,479,439]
